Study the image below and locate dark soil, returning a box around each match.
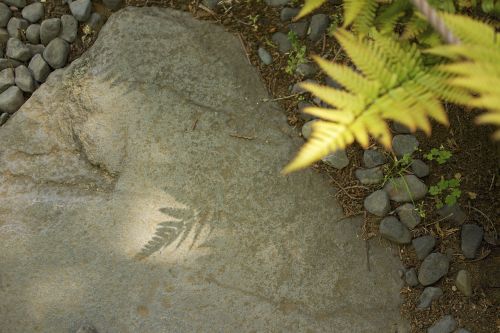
[45,1,500,331]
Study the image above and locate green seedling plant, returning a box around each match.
[246,14,260,31]
[285,31,307,75]
[382,153,413,186]
[424,145,452,164]
[429,175,462,208]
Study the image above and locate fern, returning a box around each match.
[283,29,470,173]
[295,0,327,20]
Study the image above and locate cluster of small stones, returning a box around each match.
[0,0,121,125]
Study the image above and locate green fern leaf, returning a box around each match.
[295,0,327,20]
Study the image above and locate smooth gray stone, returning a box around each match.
[0,58,21,70]
[297,101,314,121]
[26,24,40,44]
[461,224,483,259]
[392,122,411,134]
[6,17,29,39]
[355,167,384,185]
[0,111,9,125]
[363,149,386,168]
[437,204,466,225]
[428,315,457,333]
[418,253,449,286]
[0,28,9,46]
[411,159,429,178]
[384,175,428,202]
[14,64,35,92]
[379,216,412,244]
[75,325,99,333]
[40,18,61,45]
[454,329,472,333]
[280,7,299,21]
[322,149,348,169]
[265,0,289,6]
[0,85,23,113]
[308,14,329,41]
[0,8,409,332]
[417,287,443,309]
[28,53,50,82]
[6,37,31,61]
[271,31,291,53]
[301,119,317,139]
[455,269,472,296]
[405,268,419,287]
[85,12,102,30]
[0,3,12,28]
[103,0,122,10]
[26,43,44,55]
[364,190,390,217]
[289,21,308,37]
[43,37,69,68]
[21,2,44,23]
[392,134,419,157]
[59,15,78,43]
[396,203,421,229]
[412,235,436,260]
[3,0,26,8]
[295,62,317,78]
[257,47,272,65]
[325,76,342,89]
[0,67,14,93]
[69,0,92,22]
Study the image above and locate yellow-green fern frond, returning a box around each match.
[375,0,411,35]
[295,0,327,21]
[343,0,377,28]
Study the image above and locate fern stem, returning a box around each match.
[410,0,460,44]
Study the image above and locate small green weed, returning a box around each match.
[285,31,307,75]
[382,153,413,186]
[429,175,462,208]
[424,146,452,164]
[246,14,260,31]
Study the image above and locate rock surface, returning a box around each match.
[322,149,348,169]
[40,18,61,45]
[411,159,429,178]
[412,235,436,260]
[60,14,78,43]
[355,167,383,185]
[14,64,35,92]
[70,0,92,22]
[43,37,69,68]
[437,204,466,225]
[379,216,412,244]
[0,85,23,113]
[428,315,457,333]
[392,134,419,157]
[28,53,50,82]
[363,149,385,168]
[364,190,390,217]
[308,14,329,41]
[461,224,483,259]
[0,8,407,333]
[384,175,428,202]
[417,287,443,309]
[21,2,44,23]
[0,3,12,28]
[257,46,272,65]
[455,270,472,296]
[6,37,31,61]
[418,253,450,286]
[396,203,421,229]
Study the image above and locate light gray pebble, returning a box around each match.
[43,37,69,69]
[437,204,466,225]
[364,190,390,217]
[0,3,12,28]
[392,134,419,157]
[265,0,289,6]
[280,7,299,21]
[26,24,40,44]
[322,149,348,169]
[363,149,386,168]
[461,224,483,259]
[384,175,428,202]
[272,32,291,53]
[417,286,443,309]
[59,15,77,43]
[297,101,314,121]
[289,21,308,37]
[301,119,317,139]
[411,159,430,178]
[396,203,421,229]
[412,235,436,260]
[0,85,24,113]
[454,329,472,333]
[295,63,317,78]
[392,122,411,134]
[14,64,34,92]
[21,2,44,23]
[7,17,29,39]
[0,67,14,93]
[40,18,61,45]
[69,0,92,22]
[257,47,272,65]
[379,216,412,244]
[103,0,122,10]
[4,0,26,9]
[0,28,9,46]
[28,53,50,82]
[418,253,449,286]
[308,14,329,41]
[6,37,31,61]
[405,268,419,287]
[428,315,457,333]
[355,167,384,185]
[455,269,472,296]
[0,111,9,125]
[0,58,21,70]
[85,12,102,30]
[26,43,44,55]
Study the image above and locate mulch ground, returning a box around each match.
[45,1,499,331]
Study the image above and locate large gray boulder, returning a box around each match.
[0,8,407,333]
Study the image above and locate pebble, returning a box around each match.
[0,3,12,28]
[14,64,35,92]
[291,79,316,94]
[28,53,50,82]
[59,15,78,43]
[436,204,466,225]
[280,7,299,21]
[322,149,348,169]
[355,167,384,185]
[364,190,390,217]
[297,101,314,121]
[405,268,419,287]
[301,119,317,139]
[418,253,449,286]
[417,287,443,309]
[379,216,412,244]
[0,28,9,46]
[21,2,44,23]
[308,14,329,41]
[295,63,317,78]
[427,315,457,333]
[0,111,9,125]
[412,235,436,260]
[257,47,272,65]
[6,37,31,61]
[383,175,428,202]
[40,18,61,46]
[396,203,421,229]
[103,0,122,10]
[26,24,40,44]
[411,159,430,178]
[43,38,69,69]
[325,76,342,89]
[7,17,29,39]
[289,21,308,37]
[0,67,14,93]
[392,122,411,134]
[392,134,419,157]
[26,43,44,55]
[264,0,289,6]
[85,12,102,30]
[0,85,24,113]
[271,32,291,53]
[455,269,472,296]
[76,324,99,333]
[70,0,92,22]
[461,224,483,259]
[363,149,386,168]
[3,0,26,9]
[455,329,471,333]
[0,58,21,70]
